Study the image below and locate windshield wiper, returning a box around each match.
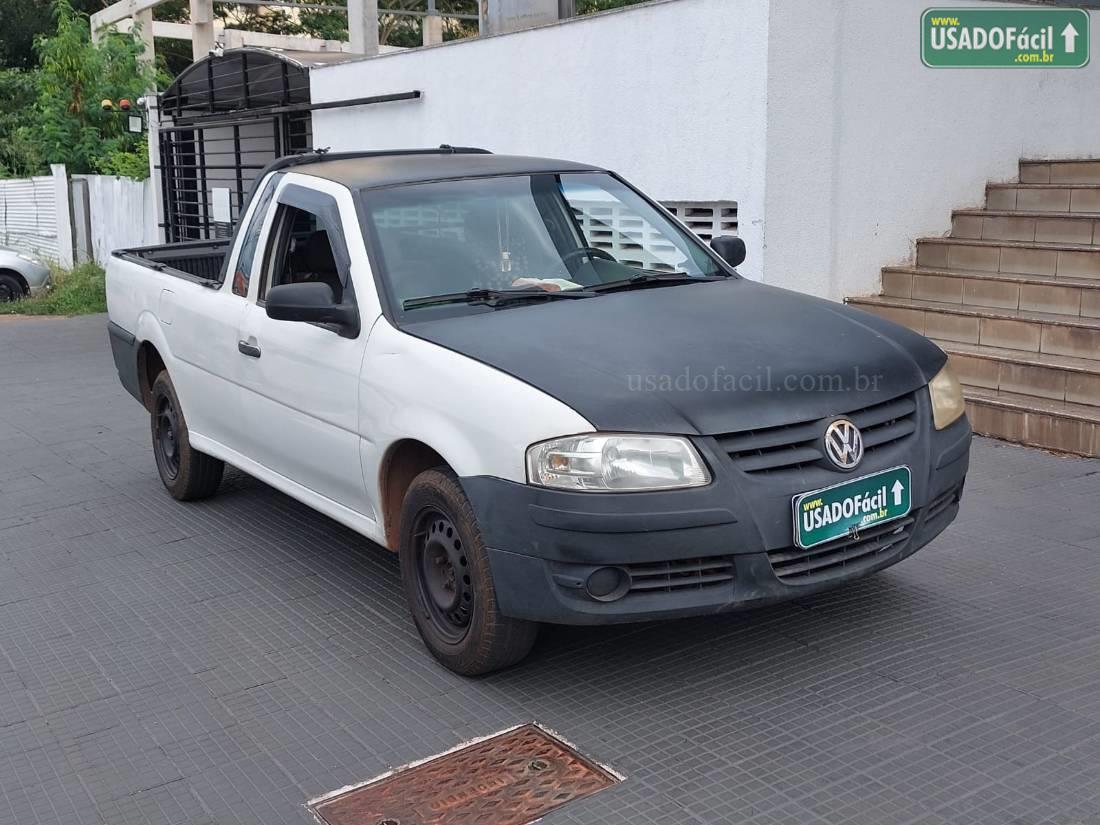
[590,272,728,294]
[403,287,596,311]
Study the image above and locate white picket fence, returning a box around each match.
[72,174,159,265]
[0,165,158,269]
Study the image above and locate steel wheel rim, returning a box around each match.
[155,394,181,480]
[413,509,472,644]
[0,283,14,303]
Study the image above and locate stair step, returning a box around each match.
[951,209,1100,244]
[846,295,1100,359]
[881,266,1100,317]
[939,341,1100,408]
[916,236,1100,278]
[987,183,1100,213]
[1020,159,1100,186]
[963,388,1100,456]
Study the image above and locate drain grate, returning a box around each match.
[311,724,619,825]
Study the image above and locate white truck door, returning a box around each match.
[167,173,280,449]
[234,177,374,517]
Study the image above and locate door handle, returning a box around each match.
[238,340,261,358]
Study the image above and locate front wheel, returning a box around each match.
[398,468,539,675]
[0,273,24,303]
[150,371,224,501]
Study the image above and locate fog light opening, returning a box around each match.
[585,567,630,602]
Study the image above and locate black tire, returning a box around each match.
[398,468,539,675]
[0,273,25,303]
[149,371,224,501]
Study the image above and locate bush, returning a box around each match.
[5,261,106,315]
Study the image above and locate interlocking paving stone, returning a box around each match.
[0,313,1099,824]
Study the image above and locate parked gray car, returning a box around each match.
[0,248,50,302]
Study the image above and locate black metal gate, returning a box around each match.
[158,111,312,241]
[157,48,421,243]
[157,48,315,242]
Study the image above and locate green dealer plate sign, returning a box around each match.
[793,466,912,550]
[923,7,1089,68]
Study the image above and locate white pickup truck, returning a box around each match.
[107,147,971,674]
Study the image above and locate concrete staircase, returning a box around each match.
[847,159,1100,457]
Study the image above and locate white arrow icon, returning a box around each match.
[1063,22,1079,54]
[891,480,904,506]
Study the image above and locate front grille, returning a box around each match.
[767,483,963,585]
[768,515,917,585]
[718,393,919,474]
[623,557,735,594]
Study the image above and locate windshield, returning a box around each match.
[360,172,728,315]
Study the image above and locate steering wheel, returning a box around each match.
[561,246,617,270]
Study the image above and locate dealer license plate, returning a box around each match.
[793,466,912,549]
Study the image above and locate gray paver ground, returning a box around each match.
[2,314,1100,825]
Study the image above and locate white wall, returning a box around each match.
[310,0,771,281]
[764,0,1100,299]
[308,0,1100,299]
[80,175,159,264]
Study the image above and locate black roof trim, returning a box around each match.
[260,145,492,178]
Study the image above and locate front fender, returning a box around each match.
[359,320,595,513]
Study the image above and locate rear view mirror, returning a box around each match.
[710,236,747,269]
[266,282,358,334]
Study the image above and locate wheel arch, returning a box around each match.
[378,438,451,551]
[136,340,167,411]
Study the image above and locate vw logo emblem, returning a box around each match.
[824,419,864,470]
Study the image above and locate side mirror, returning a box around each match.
[710,235,747,269]
[266,282,358,333]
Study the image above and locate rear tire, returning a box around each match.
[150,371,224,501]
[398,468,539,676]
[0,273,24,303]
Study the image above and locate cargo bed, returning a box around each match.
[113,239,231,285]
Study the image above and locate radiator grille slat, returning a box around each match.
[768,517,916,585]
[623,557,734,594]
[720,392,919,475]
[767,483,963,585]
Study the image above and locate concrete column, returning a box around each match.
[134,7,155,66]
[423,14,444,46]
[189,0,216,60]
[51,164,74,269]
[146,96,166,244]
[347,0,380,56]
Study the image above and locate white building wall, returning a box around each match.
[310,0,771,281]
[764,0,1100,300]
[308,0,1100,300]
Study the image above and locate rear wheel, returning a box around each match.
[399,468,538,675]
[150,371,224,500]
[0,273,24,303]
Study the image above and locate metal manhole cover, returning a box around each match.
[310,724,619,825]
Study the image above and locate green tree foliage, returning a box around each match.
[31,0,157,176]
[0,0,104,70]
[378,1,479,47]
[0,69,45,176]
[577,0,647,14]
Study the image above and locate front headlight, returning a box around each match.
[526,434,711,492]
[928,362,965,430]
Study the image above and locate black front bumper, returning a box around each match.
[461,401,972,626]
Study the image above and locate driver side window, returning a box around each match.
[560,180,681,273]
[260,205,345,303]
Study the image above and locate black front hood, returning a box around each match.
[404,279,947,435]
